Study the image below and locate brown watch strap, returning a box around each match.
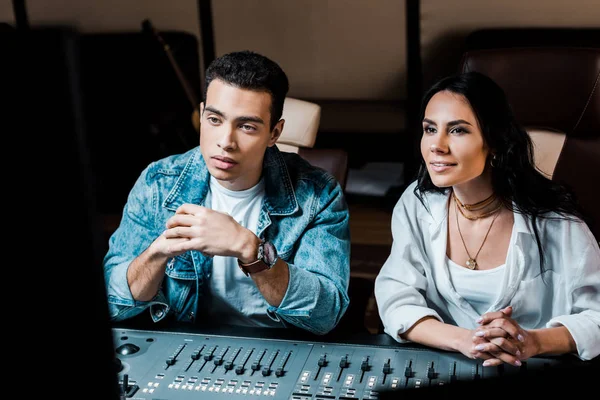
[237,258,270,276]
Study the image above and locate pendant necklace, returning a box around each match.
[455,197,501,270]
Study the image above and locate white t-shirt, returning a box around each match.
[204,176,281,327]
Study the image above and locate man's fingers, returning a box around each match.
[176,203,205,215]
[166,213,199,228]
[163,226,196,238]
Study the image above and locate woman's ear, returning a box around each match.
[490,152,498,168]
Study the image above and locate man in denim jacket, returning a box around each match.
[103,50,350,335]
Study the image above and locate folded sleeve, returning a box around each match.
[547,227,600,360]
[268,178,351,335]
[374,190,442,343]
[104,165,168,322]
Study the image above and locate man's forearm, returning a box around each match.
[251,258,289,307]
[236,229,289,306]
[127,245,170,302]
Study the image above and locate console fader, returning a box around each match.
[113,328,565,399]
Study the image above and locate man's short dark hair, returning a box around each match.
[203,50,289,130]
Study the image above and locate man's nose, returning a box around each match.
[217,126,236,151]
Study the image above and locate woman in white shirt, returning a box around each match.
[374,71,600,366]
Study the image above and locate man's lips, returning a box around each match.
[213,155,237,164]
[212,156,238,169]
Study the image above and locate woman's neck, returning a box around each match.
[452,181,493,204]
[452,178,499,219]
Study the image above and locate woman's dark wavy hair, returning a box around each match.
[414,71,582,271]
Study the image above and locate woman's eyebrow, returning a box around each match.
[447,119,472,126]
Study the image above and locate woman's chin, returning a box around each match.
[429,176,455,188]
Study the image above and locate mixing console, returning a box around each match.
[112,327,584,399]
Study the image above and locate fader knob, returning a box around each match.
[383,360,392,374]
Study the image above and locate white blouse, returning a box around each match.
[375,181,600,360]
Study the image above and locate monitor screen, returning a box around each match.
[8,26,120,398]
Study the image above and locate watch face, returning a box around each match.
[257,243,265,260]
[237,241,279,276]
[262,241,278,267]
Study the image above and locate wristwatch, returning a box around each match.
[237,241,278,276]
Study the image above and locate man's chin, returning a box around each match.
[208,167,234,181]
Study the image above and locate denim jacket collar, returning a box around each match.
[162,146,299,216]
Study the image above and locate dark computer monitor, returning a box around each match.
[8,26,120,398]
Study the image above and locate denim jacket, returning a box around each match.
[104,145,351,335]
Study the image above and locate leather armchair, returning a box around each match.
[278,97,349,189]
[458,36,600,241]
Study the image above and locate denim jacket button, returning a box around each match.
[167,259,175,270]
[188,312,195,320]
[155,310,164,318]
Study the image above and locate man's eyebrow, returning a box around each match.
[237,116,265,125]
[203,106,264,125]
[204,106,225,117]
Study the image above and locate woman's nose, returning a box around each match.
[429,143,447,153]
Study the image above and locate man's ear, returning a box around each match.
[268,119,285,147]
[192,103,204,133]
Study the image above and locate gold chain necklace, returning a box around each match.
[456,199,503,221]
[455,198,501,270]
[454,192,496,211]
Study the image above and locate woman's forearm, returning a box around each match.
[401,317,473,353]
[528,326,577,357]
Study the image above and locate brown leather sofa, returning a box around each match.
[458,32,600,241]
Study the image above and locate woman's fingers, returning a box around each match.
[481,357,503,367]
[477,316,524,343]
[474,327,509,339]
[473,342,523,366]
